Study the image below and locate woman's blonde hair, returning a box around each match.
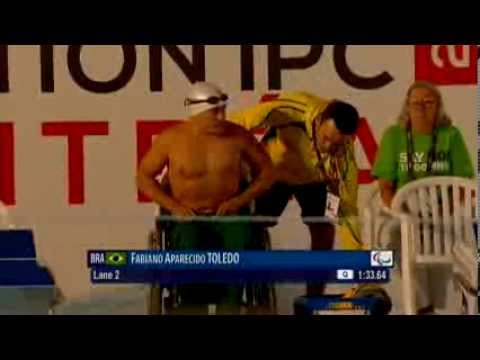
[398,81,452,128]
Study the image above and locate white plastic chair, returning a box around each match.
[390,176,477,315]
[362,187,397,250]
[451,234,477,315]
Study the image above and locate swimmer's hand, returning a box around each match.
[168,202,195,218]
[216,197,246,216]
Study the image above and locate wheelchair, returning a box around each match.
[147,184,277,315]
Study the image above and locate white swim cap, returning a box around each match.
[184,82,228,117]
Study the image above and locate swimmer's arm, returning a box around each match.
[217,128,275,215]
[234,130,276,207]
[136,132,192,215]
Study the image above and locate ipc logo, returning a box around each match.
[370,251,394,267]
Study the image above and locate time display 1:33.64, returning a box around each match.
[357,269,389,281]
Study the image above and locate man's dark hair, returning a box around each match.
[323,100,360,135]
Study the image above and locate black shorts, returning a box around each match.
[255,182,328,226]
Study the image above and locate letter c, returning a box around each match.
[334,45,394,90]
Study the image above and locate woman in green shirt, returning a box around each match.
[374,81,474,205]
[372,81,474,314]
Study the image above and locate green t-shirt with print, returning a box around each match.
[372,124,474,189]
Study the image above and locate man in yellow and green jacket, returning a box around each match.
[229,91,361,296]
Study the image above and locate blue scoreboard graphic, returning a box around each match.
[87,250,393,285]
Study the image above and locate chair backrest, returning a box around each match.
[391,176,477,262]
[361,186,397,250]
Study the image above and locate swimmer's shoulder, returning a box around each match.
[159,121,190,139]
[224,120,255,138]
[150,122,187,151]
[223,121,261,149]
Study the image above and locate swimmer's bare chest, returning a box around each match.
[168,126,244,211]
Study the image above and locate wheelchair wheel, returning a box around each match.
[148,215,278,315]
[244,227,277,314]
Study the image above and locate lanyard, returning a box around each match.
[312,118,350,195]
[312,117,362,247]
[406,121,438,181]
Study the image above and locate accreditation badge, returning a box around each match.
[325,192,340,220]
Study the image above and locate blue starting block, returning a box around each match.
[0,230,56,314]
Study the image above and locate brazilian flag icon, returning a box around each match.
[105,252,127,266]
